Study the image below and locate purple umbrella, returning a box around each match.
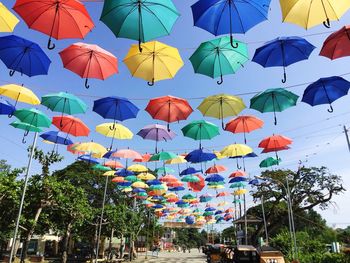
[137,124,176,153]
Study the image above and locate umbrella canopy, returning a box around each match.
[181,120,219,148]
[0,35,51,77]
[206,164,227,174]
[138,173,156,181]
[191,0,271,47]
[78,154,99,164]
[13,0,94,49]
[259,134,292,159]
[14,108,51,128]
[10,121,43,142]
[40,131,73,145]
[160,174,178,183]
[101,0,179,51]
[260,157,281,168]
[96,123,133,150]
[250,88,299,125]
[150,151,177,161]
[113,149,142,160]
[185,148,216,163]
[198,94,246,129]
[229,177,247,183]
[181,174,200,183]
[205,174,225,183]
[320,26,350,60]
[0,99,15,116]
[225,115,264,143]
[229,170,247,178]
[280,0,350,29]
[145,95,193,130]
[127,164,148,173]
[123,41,184,86]
[165,155,187,165]
[252,37,315,83]
[189,36,249,84]
[230,182,247,188]
[188,174,205,192]
[116,169,134,177]
[104,160,124,169]
[59,42,118,89]
[180,167,201,176]
[220,144,253,158]
[301,76,350,112]
[52,116,90,137]
[133,153,152,163]
[155,167,175,175]
[0,3,19,32]
[137,124,176,153]
[0,84,40,107]
[200,194,213,203]
[72,142,107,158]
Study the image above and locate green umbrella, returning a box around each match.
[154,167,175,175]
[181,175,200,183]
[203,211,214,216]
[124,175,140,182]
[92,164,112,171]
[181,120,219,148]
[101,0,180,52]
[250,88,299,125]
[150,184,166,190]
[230,182,247,189]
[41,92,87,126]
[259,157,281,168]
[10,121,43,143]
[149,151,177,161]
[182,194,196,200]
[190,37,249,85]
[14,108,51,128]
[232,199,243,204]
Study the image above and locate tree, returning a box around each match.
[222,226,236,243]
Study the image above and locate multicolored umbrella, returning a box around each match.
[250,88,299,125]
[13,0,94,49]
[0,84,40,107]
[123,41,184,86]
[59,42,118,89]
[320,26,350,59]
[0,35,51,77]
[252,37,315,83]
[0,3,19,32]
[101,0,179,51]
[225,115,264,143]
[181,120,219,148]
[301,76,350,112]
[189,37,249,84]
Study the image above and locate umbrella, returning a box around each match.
[230,182,247,188]
[104,160,124,169]
[123,41,184,86]
[200,194,213,203]
[280,0,350,29]
[160,174,178,183]
[229,177,247,183]
[180,167,201,176]
[59,42,118,89]
[96,123,133,150]
[0,84,40,109]
[127,164,148,173]
[181,175,200,183]
[181,120,219,148]
[225,115,264,143]
[205,174,225,183]
[93,96,139,129]
[149,151,177,162]
[320,26,350,59]
[198,94,246,129]
[145,95,193,130]
[40,131,73,146]
[13,0,94,49]
[165,155,186,165]
[250,88,299,125]
[0,35,51,77]
[125,175,139,182]
[185,148,216,163]
[101,0,179,51]
[133,153,152,163]
[0,99,15,116]
[191,0,271,47]
[188,174,205,192]
[155,167,175,175]
[252,37,315,83]
[137,173,156,181]
[41,92,87,126]
[113,149,142,166]
[115,169,134,177]
[260,157,281,168]
[220,144,253,169]
[0,3,19,32]
[10,121,43,143]
[137,124,176,153]
[205,165,227,174]
[72,142,107,158]
[259,134,292,159]
[78,154,99,164]
[189,36,249,84]
[52,116,90,137]
[301,76,350,112]
[229,170,247,178]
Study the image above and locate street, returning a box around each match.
[134,250,206,263]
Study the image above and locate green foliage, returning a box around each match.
[173,228,206,248]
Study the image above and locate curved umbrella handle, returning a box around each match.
[8,113,13,118]
[230,35,238,48]
[237,162,242,170]
[84,79,90,89]
[323,18,331,28]
[147,79,155,86]
[9,70,15,77]
[22,136,27,144]
[109,122,116,131]
[327,104,334,113]
[274,115,277,126]
[47,38,56,50]
[281,72,287,83]
[217,75,223,85]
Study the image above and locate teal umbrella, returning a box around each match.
[250,88,299,125]
[92,164,112,171]
[190,37,249,85]
[181,120,219,148]
[149,151,177,161]
[155,167,175,175]
[259,157,281,168]
[101,0,180,52]
[10,121,43,143]
[181,175,200,183]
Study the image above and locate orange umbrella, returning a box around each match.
[205,164,227,174]
[229,170,247,178]
[111,176,125,183]
[259,134,292,159]
[133,153,152,162]
[225,115,263,143]
[167,181,184,188]
[160,174,178,183]
[104,160,124,169]
[188,174,205,192]
[216,191,230,197]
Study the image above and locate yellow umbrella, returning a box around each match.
[208,185,225,189]
[280,0,350,29]
[103,171,116,176]
[96,123,133,150]
[197,94,246,129]
[165,155,187,164]
[234,189,247,195]
[0,3,19,32]
[220,144,253,157]
[137,172,156,181]
[122,187,133,193]
[127,164,148,173]
[72,142,107,159]
[213,151,226,160]
[123,41,184,86]
[0,84,40,106]
[132,181,149,189]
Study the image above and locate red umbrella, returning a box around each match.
[216,191,229,197]
[225,115,264,143]
[59,43,118,89]
[261,146,290,153]
[320,26,350,60]
[160,174,178,183]
[145,95,193,130]
[229,170,247,178]
[259,134,292,158]
[133,153,152,163]
[167,181,183,188]
[205,164,227,174]
[13,0,94,50]
[188,174,205,192]
[52,116,90,137]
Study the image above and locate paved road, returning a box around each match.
[134,250,206,263]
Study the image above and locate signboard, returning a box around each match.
[163,222,204,229]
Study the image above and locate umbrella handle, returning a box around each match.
[281,72,287,83]
[109,122,116,131]
[47,38,56,50]
[230,35,238,48]
[147,79,155,86]
[8,113,13,118]
[274,115,277,125]
[327,104,334,113]
[138,42,143,53]
[84,79,90,89]
[217,75,223,85]
[323,18,331,28]
[22,137,27,144]
[9,70,15,77]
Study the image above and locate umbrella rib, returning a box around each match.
[214,1,229,35]
[59,6,89,38]
[106,4,138,37]
[142,4,173,35]
[18,2,55,28]
[130,53,154,78]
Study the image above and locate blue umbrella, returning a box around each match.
[180,167,201,176]
[252,36,316,83]
[205,207,216,212]
[0,35,51,77]
[147,179,162,185]
[133,188,146,193]
[205,174,225,183]
[200,194,213,202]
[215,210,223,215]
[117,181,132,187]
[115,169,134,177]
[229,177,247,183]
[185,148,216,163]
[0,99,15,115]
[78,154,100,164]
[176,200,189,207]
[191,0,271,48]
[40,131,73,145]
[302,76,350,113]
[186,216,195,225]
[230,151,258,171]
[169,186,185,192]
[103,150,121,160]
[152,204,164,209]
[93,96,139,129]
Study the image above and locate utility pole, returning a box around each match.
[344,125,350,152]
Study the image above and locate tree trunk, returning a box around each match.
[108,228,114,259]
[61,222,72,263]
[119,234,124,259]
[20,206,43,262]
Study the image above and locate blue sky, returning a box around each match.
[1,0,350,229]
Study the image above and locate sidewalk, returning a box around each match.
[133,251,206,263]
